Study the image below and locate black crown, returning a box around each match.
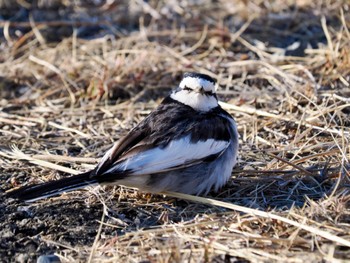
[183,72,216,84]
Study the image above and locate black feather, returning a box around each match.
[6,172,97,202]
[134,96,232,146]
[183,72,216,84]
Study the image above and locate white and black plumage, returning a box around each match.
[7,72,239,202]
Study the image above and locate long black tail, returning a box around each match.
[6,172,98,202]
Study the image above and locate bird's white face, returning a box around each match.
[170,76,218,112]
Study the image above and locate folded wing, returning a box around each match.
[100,135,230,177]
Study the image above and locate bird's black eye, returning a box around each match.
[183,85,192,91]
[204,91,214,96]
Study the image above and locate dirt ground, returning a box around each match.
[1,0,350,262]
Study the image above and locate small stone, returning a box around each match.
[37,255,61,263]
[0,228,13,238]
[15,254,28,262]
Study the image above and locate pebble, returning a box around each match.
[37,255,61,263]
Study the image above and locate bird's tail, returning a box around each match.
[6,172,98,202]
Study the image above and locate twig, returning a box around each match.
[162,191,350,248]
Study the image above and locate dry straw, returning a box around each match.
[1,0,350,261]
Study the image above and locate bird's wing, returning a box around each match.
[100,135,230,176]
[94,128,147,175]
[93,99,234,180]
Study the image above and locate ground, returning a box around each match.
[0,0,350,262]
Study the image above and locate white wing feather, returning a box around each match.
[103,136,229,175]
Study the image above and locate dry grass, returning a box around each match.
[1,0,350,262]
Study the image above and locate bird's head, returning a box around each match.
[171,72,218,112]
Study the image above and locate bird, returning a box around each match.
[6,72,239,202]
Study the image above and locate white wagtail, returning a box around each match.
[7,72,239,202]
